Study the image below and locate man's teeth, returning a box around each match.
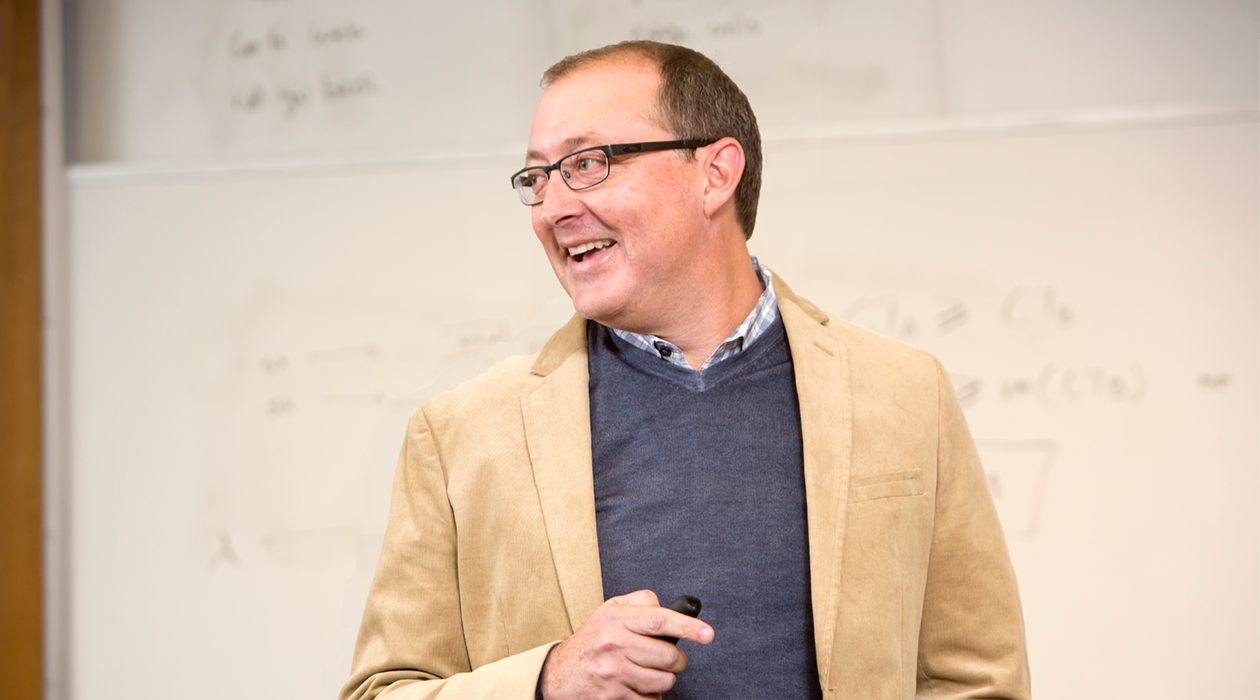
[568,240,614,257]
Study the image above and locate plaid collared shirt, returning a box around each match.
[611,257,779,371]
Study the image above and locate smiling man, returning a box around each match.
[341,42,1030,700]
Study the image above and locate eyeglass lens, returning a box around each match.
[513,148,610,205]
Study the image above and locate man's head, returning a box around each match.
[541,42,762,240]
[523,42,764,338]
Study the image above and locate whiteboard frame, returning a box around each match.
[42,1,71,699]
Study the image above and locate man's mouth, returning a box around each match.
[567,239,615,262]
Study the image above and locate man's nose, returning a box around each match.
[536,170,582,228]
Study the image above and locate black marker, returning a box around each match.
[658,595,702,645]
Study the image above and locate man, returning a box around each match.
[341,41,1030,700]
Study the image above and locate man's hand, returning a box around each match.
[541,590,715,700]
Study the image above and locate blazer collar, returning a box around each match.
[775,274,854,689]
[522,314,604,633]
[530,312,587,378]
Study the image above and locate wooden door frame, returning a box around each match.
[1,1,45,699]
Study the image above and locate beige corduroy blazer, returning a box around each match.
[341,277,1031,700]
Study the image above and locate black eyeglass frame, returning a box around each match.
[510,139,717,206]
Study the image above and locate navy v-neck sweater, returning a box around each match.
[587,316,822,700]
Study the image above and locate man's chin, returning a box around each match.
[569,293,625,327]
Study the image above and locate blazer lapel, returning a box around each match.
[776,275,854,690]
[521,314,605,633]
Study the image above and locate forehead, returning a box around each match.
[527,57,667,159]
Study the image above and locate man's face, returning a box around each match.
[526,58,710,334]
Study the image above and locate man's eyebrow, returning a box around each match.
[524,135,610,164]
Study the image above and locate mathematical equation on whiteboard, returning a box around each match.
[950,363,1147,410]
[250,319,538,419]
[839,285,1233,411]
[841,286,1079,338]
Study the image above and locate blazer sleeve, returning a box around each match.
[339,407,556,700]
[915,359,1032,700]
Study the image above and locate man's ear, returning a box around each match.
[701,137,744,220]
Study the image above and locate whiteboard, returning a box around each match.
[71,0,1259,162]
[67,117,1258,700]
[62,0,1260,698]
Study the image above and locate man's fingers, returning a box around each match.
[623,639,689,675]
[602,590,715,646]
[620,605,715,646]
[620,664,679,698]
[543,592,713,700]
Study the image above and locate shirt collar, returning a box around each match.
[609,257,779,371]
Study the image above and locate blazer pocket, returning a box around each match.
[850,468,925,502]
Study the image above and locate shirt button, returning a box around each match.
[654,342,672,359]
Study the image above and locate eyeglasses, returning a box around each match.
[510,139,716,206]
